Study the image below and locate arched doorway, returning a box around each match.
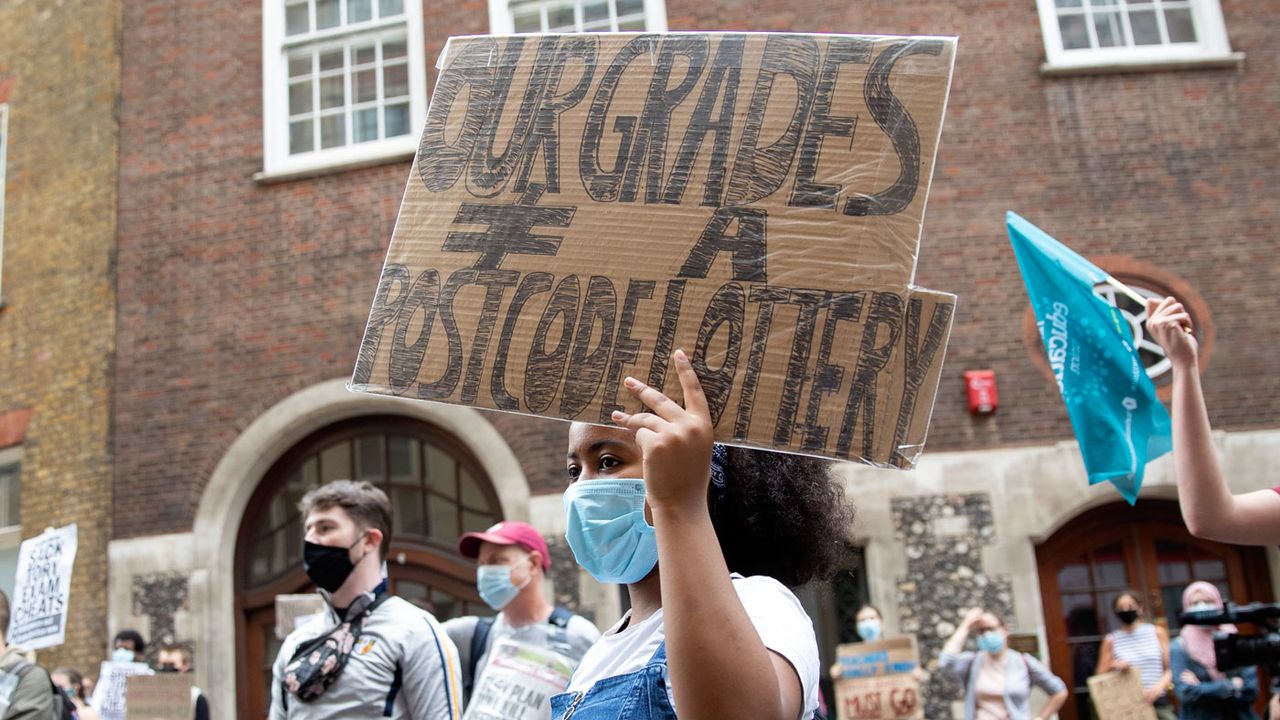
[234,414,504,718]
[1036,501,1272,720]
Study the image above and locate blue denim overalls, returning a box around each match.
[550,642,678,720]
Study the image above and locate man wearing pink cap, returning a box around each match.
[443,521,600,709]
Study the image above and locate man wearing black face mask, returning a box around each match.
[269,480,463,720]
[156,645,210,720]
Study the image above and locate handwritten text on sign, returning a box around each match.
[8,524,77,650]
[353,33,957,466]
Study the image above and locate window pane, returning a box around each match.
[290,119,314,154]
[356,435,384,481]
[286,2,310,35]
[319,75,345,109]
[1165,8,1196,42]
[389,436,420,478]
[289,81,313,115]
[355,107,380,142]
[1057,562,1090,591]
[513,8,542,32]
[319,48,344,71]
[618,16,646,30]
[379,0,404,17]
[429,496,460,541]
[354,43,377,66]
[1093,11,1123,47]
[460,468,488,510]
[348,0,373,23]
[384,63,409,98]
[1129,9,1161,45]
[383,39,407,60]
[1055,0,1083,6]
[315,0,341,29]
[392,483,424,535]
[617,0,645,15]
[320,441,352,483]
[425,444,457,498]
[288,54,312,78]
[583,0,610,23]
[385,102,410,138]
[1192,559,1227,581]
[354,69,377,103]
[320,114,346,148]
[1058,13,1092,50]
[462,510,492,535]
[0,464,19,528]
[548,5,576,30]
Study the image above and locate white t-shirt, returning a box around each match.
[565,575,819,720]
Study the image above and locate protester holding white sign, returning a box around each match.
[463,638,577,720]
[8,524,77,651]
[0,589,57,718]
[90,660,153,720]
[552,350,855,720]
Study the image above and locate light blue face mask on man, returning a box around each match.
[563,479,658,584]
[476,563,529,610]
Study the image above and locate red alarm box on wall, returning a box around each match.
[964,370,998,415]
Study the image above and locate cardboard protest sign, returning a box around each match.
[1087,670,1157,720]
[835,673,923,720]
[275,593,327,639]
[463,637,577,720]
[7,524,77,650]
[125,674,194,720]
[835,636,920,679]
[352,32,957,467]
[90,661,153,720]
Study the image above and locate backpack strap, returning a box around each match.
[464,617,496,701]
[547,607,572,628]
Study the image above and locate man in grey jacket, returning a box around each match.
[270,480,463,720]
[0,590,54,719]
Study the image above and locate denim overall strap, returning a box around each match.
[550,641,677,720]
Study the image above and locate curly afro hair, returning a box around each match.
[708,446,855,587]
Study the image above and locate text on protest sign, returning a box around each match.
[90,661,153,720]
[8,524,77,650]
[836,636,919,679]
[836,674,923,720]
[352,33,957,466]
[463,638,577,720]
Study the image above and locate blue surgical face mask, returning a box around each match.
[477,562,530,611]
[857,619,883,642]
[563,479,658,584]
[112,647,136,663]
[977,630,1005,655]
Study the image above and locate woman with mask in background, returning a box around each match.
[554,350,855,720]
[829,606,930,686]
[1170,581,1259,719]
[940,608,1068,720]
[52,667,100,720]
[1095,590,1174,720]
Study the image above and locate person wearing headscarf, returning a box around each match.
[1169,581,1259,719]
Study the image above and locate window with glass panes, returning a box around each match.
[1037,0,1234,71]
[282,0,413,156]
[510,0,651,33]
[1052,0,1199,51]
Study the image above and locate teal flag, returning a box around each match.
[1007,212,1171,504]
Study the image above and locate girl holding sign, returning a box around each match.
[553,349,854,720]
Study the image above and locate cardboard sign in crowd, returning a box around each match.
[7,524,77,651]
[1088,670,1158,720]
[353,32,958,467]
[834,636,923,720]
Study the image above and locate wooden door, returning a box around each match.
[1036,501,1272,720]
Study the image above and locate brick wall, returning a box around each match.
[114,0,1280,517]
[0,0,119,675]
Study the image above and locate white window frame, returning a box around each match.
[1036,0,1240,75]
[0,446,21,536]
[488,0,667,35]
[260,1,428,180]
[0,104,8,304]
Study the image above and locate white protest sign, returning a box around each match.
[463,637,577,720]
[7,524,77,650]
[90,661,153,720]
